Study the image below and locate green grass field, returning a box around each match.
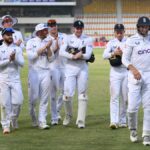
[0,48,148,150]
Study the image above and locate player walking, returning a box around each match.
[122,16,150,146]
[60,20,93,128]
[103,24,128,129]
[0,28,24,134]
[26,23,54,129]
[47,19,67,125]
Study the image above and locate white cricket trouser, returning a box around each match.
[63,66,88,124]
[128,71,150,137]
[50,67,64,122]
[57,68,65,112]
[28,68,50,124]
[0,81,23,129]
[110,67,128,125]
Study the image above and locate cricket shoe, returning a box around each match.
[3,128,10,135]
[109,123,118,129]
[63,115,72,126]
[39,122,50,129]
[51,120,58,126]
[119,124,127,128]
[77,121,85,129]
[143,136,150,146]
[130,130,138,143]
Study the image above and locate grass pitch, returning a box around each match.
[0,48,147,150]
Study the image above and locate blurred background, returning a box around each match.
[0,0,150,46]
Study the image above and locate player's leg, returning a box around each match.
[128,80,141,142]
[38,70,50,129]
[11,81,23,129]
[63,75,76,126]
[0,82,11,134]
[57,68,65,120]
[142,74,150,146]
[109,73,122,129]
[50,69,58,125]
[119,74,128,127]
[76,69,88,128]
[28,69,39,127]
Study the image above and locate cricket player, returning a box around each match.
[47,19,66,125]
[122,16,150,146]
[103,24,128,129]
[0,15,24,49]
[26,23,54,129]
[0,28,24,134]
[59,20,93,128]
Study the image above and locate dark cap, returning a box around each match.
[47,19,57,27]
[114,24,125,31]
[73,20,84,28]
[1,28,14,36]
[137,16,150,27]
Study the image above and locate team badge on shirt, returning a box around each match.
[135,41,140,45]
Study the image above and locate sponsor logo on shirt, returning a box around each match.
[138,49,150,55]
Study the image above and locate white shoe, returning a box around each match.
[143,136,150,146]
[3,128,10,135]
[11,119,18,129]
[77,121,85,129]
[51,120,58,126]
[39,123,50,129]
[130,130,138,143]
[119,124,127,128]
[63,116,71,126]
[109,123,118,129]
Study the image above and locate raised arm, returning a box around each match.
[14,48,24,67]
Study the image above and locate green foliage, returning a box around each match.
[0,49,146,150]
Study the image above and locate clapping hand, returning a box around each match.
[9,51,16,62]
[114,47,122,56]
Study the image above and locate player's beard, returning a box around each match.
[4,37,13,45]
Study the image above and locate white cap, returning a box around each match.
[35,23,48,33]
[0,15,18,28]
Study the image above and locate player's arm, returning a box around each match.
[52,38,59,53]
[46,40,55,62]
[103,41,113,59]
[81,40,93,60]
[0,48,10,67]
[59,36,74,59]
[122,39,141,80]
[26,40,39,60]
[14,32,25,49]
[14,48,24,67]
[0,58,10,67]
[127,64,141,80]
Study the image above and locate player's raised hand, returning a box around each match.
[46,40,52,49]
[9,52,16,62]
[15,39,22,46]
[114,47,122,56]
[54,38,59,52]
